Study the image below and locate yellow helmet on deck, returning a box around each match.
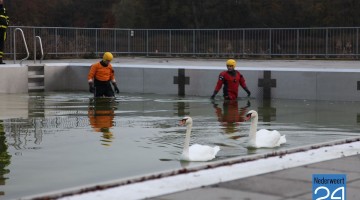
[103,52,113,62]
[226,59,236,68]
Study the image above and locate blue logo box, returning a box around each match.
[312,174,346,200]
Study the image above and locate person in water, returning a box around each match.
[211,59,251,100]
[88,52,119,97]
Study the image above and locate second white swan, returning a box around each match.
[245,110,286,148]
[179,116,220,161]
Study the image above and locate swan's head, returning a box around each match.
[245,110,258,121]
[179,116,193,126]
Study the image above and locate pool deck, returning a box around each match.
[4,57,360,72]
[148,153,360,200]
[6,57,360,72]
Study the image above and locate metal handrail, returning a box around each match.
[34,36,44,63]
[13,28,30,65]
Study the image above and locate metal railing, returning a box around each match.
[6,26,360,60]
[34,36,44,63]
[13,28,29,64]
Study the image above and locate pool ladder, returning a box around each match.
[14,28,45,92]
[28,65,45,92]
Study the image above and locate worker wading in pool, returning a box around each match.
[88,52,119,97]
[211,59,251,100]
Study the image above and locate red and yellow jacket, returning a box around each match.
[88,62,115,82]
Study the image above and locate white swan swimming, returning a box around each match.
[245,110,286,148]
[179,116,220,161]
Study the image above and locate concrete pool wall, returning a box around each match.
[1,59,360,101]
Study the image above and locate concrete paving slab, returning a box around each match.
[264,166,360,182]
[347,187,360,200]
[150,187,282,200]
[217,175,311,198]
[305,154,360,173]
[348,179,360,188]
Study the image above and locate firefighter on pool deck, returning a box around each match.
[88,52,120,97]
[0,0,9,64]
[211,59,251,100]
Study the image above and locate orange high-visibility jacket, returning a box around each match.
[88,62,116,82]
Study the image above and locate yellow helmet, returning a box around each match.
[103,52,113,61]
[226,59,236,67]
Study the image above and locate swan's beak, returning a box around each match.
[245,113,252,121]
[179,119,187,126]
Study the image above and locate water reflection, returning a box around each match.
[174,101,190,117]
[0,120,11,197]
[212,100,250,137]
[257,99,276,122]
[88,98,117,146]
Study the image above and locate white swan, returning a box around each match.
[179,116,220,161]
[245,110,286,148]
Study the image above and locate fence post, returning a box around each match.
[95,29,98,56]
[357,28,359,59]
[114,29,117,53]
[128,30,131,56]
[269,29,272,57]
[33,28,36,62]
[296,29,299,59]
[55,28,58,57]
[169,30,172,56]
[325,28,328,58]
[146,30,149,57]
[75,29,78,58]
[192,30,196,57]
[242,29,245,58]
[217,30,219,58]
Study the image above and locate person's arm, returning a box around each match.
[110,67,119,94]
[211,74,224,99]
[88,65,96,93]
[239,73,251,97]
[112,82,119,94]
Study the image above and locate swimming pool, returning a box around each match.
[1,92,359,199]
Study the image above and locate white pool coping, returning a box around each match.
[3,58,360,73]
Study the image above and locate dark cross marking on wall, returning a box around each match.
[258,100,276,122]
[357,81,360,90]
[258,71,276,100]
[174,69,190,96]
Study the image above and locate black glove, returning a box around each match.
[89,82,95,93]
[244,87,251,97]
[112,83,120,94]
[210,91,217,99]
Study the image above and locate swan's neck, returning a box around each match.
[181,124,192,159]
[249,116,258,146]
